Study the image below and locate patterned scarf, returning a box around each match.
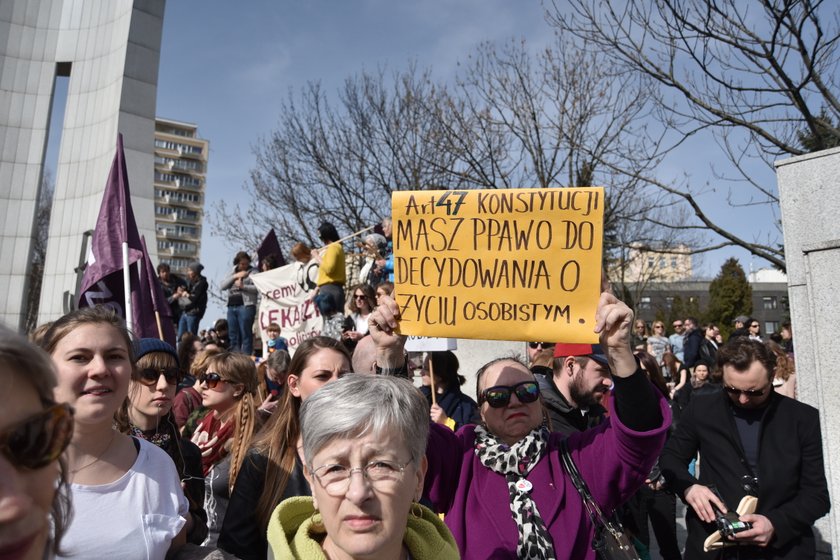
[191,412,234,475]
[129,424,172,450]
[474,425,556,560]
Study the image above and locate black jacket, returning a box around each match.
[683,329,705,368]
[661,390,830,559]
[182,275,208,317]
[537,374,607,436]
[420,385,479,431]
[218,450,310,560]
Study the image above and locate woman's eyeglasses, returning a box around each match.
[527,342,555,350]
[354,294,366,300]
[199,372,227,390]
[311,459,409,497]
[134,367,182,387]
[480,381,540,408]
[724,385,766,398]
[1,403,74,470]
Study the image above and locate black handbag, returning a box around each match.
[560,440,640,560]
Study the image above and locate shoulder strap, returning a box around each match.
[559,439,608,527]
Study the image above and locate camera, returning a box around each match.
[713,505,753,539]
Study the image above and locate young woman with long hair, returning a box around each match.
[41,306,188,559]
[189,351,260,546]
[218,336,351,560]
[114,338,208,545]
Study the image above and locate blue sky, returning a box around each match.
[153,0,781,325]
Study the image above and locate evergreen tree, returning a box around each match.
[707,258,753,339]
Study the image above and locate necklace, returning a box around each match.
[68,430,117,477]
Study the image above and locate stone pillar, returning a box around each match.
[775,146,840,557]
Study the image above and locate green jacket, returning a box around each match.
[267,496,459,560]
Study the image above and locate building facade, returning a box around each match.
[154,118,208,273]
[0,0,165,329]
[634,270,790,335]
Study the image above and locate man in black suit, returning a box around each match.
[661,338,830,559]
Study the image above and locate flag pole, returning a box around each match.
[316,225,376,252]
[154,311,164,341]
[122,241,133,334]
[429,355,437,407]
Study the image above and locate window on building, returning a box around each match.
[648,257,655,268]
[765,321,778,334]
[670,257,678,268]
[665,296,674,308]
[763,296,777,310]
[639,296,651,309]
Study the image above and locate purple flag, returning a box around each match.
[77,134,144,322]
[257,228,286,268]
[136,236,177,346]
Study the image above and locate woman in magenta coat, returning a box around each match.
[368,292,671,559]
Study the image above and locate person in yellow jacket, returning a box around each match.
[266,374,459,560]
[312,222,346,320]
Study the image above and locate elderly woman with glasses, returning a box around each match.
[368,291,671,559]
[267,374,458,559]
[1,326,73,560]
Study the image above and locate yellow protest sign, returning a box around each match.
[392,188,603,343]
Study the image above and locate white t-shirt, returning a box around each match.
[352,312,370,335]
[58,437,188,560]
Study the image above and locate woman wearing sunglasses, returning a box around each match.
[189,351,259,546]
[218,336,351,560]
[267,374,459,559]
[369,292,671,559]
[114,338,208,545]
[341,284,376,352]
[40,306,188,559]
[0,327,73,560]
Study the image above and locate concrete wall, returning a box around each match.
[776,146,840,557]
[0,0,164,330]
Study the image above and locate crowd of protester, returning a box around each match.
[1,216,828,560]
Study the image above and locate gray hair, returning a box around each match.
[300,374,428,469]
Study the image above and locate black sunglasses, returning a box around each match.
[1,403,74,470]
[528,342,555,350]
[134,367,182,387]
[480,381,540,408]
[199,372,227,390]
[724,385,766,397]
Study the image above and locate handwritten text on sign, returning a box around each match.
[392,188,604,343]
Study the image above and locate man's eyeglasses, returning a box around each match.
[528,342,555,350]
[673,323,683,328]
[199,372,227,390]
[311,459,409,497]
[724,385,766,398]
[1,403,74,470]
[479,381,540,408]
[134,367,182,387]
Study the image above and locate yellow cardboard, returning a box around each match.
[391,188,604,343]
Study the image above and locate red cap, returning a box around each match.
[553,343,609,366]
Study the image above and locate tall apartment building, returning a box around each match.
[153,118,209,273]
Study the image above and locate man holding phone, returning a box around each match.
[661,338,830,558]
